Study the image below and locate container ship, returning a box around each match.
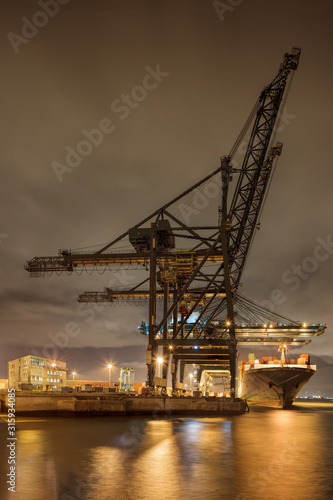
[237,346,315,408]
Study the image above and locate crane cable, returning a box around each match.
[228,97,260,160]
[172,95,260,221]
[71,75,292,254]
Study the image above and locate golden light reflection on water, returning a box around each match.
[84,420,183,499]
[13,430,57,500]
[4,406,333,500]
[234,406,333,500]
[81,419,236,499]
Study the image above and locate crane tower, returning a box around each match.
[26,48,304,395]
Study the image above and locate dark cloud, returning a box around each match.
[1,0,333,391]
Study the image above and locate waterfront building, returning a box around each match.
[8,355,67,390]
[0,379,8,390]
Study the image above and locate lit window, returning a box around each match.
[51,378,53,382]
[60,372,62,376]
[50,371,53,375]
[57,379,59,383]
[31,359,45,366]
[47,378,49,382]
[47,371,49,375]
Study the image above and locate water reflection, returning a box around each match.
[1,405,333,500]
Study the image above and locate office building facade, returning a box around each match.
[8,355,67,390]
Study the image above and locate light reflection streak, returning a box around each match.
[7,408,333,500]
[15,430,52,499]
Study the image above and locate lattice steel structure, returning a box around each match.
[26,48,305,395]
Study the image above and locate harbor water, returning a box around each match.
[1,402,333,500]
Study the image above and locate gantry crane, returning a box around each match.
[26,48,303,395]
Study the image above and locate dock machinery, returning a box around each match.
[26,48,302,395]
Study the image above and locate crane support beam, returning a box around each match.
[173,349,228,356]
[25,249,224,275]
[77,288,226,302]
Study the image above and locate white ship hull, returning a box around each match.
[238,364,316,408]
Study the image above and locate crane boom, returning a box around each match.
[227,48,301,289]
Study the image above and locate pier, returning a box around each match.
[0,391,247,416]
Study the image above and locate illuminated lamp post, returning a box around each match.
[108,364,112,388]
[157,357,163,378]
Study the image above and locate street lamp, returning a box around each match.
[108,364,112,388]
[72,371,76,381]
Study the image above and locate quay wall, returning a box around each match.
[0,391,246,416]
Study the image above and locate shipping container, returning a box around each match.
[81,384,93,391]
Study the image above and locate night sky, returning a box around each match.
[1,0,333,394]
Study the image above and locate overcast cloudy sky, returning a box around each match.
[1,0,332,393]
